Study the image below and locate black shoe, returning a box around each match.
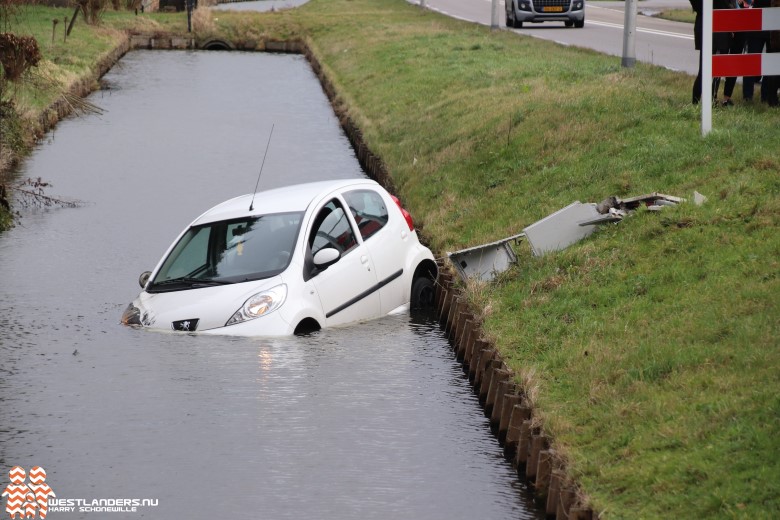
[721,99,734,107]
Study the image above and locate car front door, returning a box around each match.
[306,198,380,327]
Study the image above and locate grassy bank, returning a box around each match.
[656,8,696,24]
[0,5,159,220]
[4,1,780,517]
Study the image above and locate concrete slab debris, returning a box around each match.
[447,233,525,282]
[523,202,601,257]
[447,192,687,281]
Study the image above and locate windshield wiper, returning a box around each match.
[152,277,233,287]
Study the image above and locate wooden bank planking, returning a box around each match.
[39,33,596,519]
[433,275,594,520]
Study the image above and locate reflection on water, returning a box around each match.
[214,0,311,12]
[0,51,541,519]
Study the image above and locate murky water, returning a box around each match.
[0,51,541,519]
[214,0,310,13]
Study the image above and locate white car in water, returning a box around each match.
[122,179,438,336]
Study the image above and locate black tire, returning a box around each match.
[565,21,574,28]
[505,8,515,28]
[411,276,435,310]
[574,17,584,28]
[516,20,523,28]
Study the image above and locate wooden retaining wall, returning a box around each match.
[432,270,595,519]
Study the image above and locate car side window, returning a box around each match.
[309,199,358,257]
[343,190,388,241]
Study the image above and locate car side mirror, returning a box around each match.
[139,271,152,288]
[313,248,340,271]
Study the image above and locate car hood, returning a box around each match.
[134,275,286,332]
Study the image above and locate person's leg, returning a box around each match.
[723,77,736,104]
[722,33,746,105]
[765,40,779,106]
[713,76,721,102]
[743,33,767,100]
[766,75,779,106]
[693,49,703,104]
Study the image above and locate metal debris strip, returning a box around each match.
[447,192,689,282]
[580,192,686,226]
[447,232,525,283]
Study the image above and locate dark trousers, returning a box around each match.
[723,32,747,98]
[764,40,779,106]
[744,31,768,100]
[693,50,722,103]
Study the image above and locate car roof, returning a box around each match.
[191,178,380,225]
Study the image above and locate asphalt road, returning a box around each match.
[414,0,699,75]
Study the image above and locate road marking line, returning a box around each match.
[425,5,490,25]
[587,19,693,40]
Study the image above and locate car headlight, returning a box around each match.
[121,303,142,325]
[226,284,287,326]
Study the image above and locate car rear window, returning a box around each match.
[343,189,388,241]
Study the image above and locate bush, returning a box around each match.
[77,0,108,25]
[0,32,41,82]
[192,6,215,34]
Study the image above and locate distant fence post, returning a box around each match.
[622,0,637,68]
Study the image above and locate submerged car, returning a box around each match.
[121,179,438,336]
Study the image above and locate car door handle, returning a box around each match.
[361,255,369,265]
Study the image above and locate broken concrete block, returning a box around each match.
[523,202,601,256]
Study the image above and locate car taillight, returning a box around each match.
[391,195,414,231]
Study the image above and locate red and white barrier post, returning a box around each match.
[702,6,780,135]
[703,0,713,135]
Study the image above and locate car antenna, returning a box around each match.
[249,123,275,212]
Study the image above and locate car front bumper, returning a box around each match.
[512,1,584,23]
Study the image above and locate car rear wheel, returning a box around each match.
[411,276,435,310]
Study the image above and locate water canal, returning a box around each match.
[0,51,542,519]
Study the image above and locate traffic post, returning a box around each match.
[702,5,780,135]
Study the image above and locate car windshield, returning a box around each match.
[148,212,303,292]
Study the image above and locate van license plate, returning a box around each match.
[542,6,564,11]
